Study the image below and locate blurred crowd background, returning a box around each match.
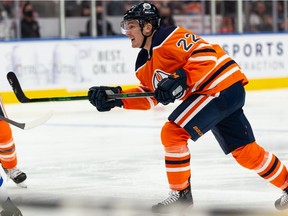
[0,0,287,39]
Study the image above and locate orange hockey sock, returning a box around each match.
[165,145,191,190]
[161,121,192,191]
[232,142,288,189]
[0,121,17,169]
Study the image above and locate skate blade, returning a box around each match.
[5,177,27,188]
[16,182,27,188]
[152,204,193,216]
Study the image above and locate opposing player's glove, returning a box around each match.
[88,86,123,112]
[1,198,23,216]
[154,68,188,105]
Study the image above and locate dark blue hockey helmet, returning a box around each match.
[121,2,161,32]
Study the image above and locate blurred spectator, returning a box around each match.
[29,1,57,18]
[167,1,184,15]
[183,1,202,15]
[159,3,175,27]
[82,2,116,36]
[65,1,79,17]
[80,1,90,17]
[107,1,126,16]
[1,0,14,18]
[220,17,234,33]
[247,1,273,32]
[20,1,40,38]
[277,1,287,32]
[0,3,9,39]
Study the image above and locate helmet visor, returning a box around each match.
[120,19,141,35]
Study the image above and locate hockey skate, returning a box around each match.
[275,189,288,210]
[0,198,22,216]
[4,167,27,188]
[152,185,193,214]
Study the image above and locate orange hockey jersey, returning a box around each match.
[122,26,248,110]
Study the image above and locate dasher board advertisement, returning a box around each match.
[0,34,287,92]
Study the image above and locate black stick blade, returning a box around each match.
[7,71,88,103]
[7,71,30,103]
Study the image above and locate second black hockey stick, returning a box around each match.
[7,71,154,103]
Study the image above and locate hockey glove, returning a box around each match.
[88,86,123,112]
[154,68,188,105]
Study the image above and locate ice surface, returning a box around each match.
[2,89,288,215]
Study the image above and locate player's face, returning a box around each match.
[121,20,144,48]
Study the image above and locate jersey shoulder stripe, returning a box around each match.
[135,26,177,71]
[153,26,178,48]
[192,48,216,55]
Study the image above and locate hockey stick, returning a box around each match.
[7,71,154,103]
[0,112,53,130]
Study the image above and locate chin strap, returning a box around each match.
[140,35,147,48]
[140,29,154,48]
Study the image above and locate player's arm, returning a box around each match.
[165,30,218,88]
[153,45,217,106]
[153,32,218,105]
[88,85,157,112]
[183,41,218,88]
[121,87,157,110]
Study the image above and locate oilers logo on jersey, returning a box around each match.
[152,69,169,90]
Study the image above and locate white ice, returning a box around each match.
[2,89,288,216]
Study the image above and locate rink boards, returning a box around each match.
[0,33,288,104]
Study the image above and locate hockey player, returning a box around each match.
[88,2,288,213]
[0,174,22,215]
[0,97,27,187]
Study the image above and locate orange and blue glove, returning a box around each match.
[154,68,188,105]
